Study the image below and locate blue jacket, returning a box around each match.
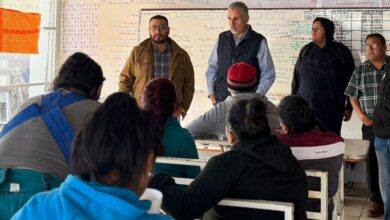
[12,175,171,220]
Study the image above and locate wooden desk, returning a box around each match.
[343,139,370,163]
[195,139,228,146]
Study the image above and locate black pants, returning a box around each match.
[362,125,383,203]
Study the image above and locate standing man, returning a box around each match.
[119,15,194,117]
[373,64,390,220]
[345,33,387,218]
[292,17,355,135]
[206,1,275,105]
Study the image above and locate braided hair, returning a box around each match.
[226,98,270,141]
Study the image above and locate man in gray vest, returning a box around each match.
[206,1,275,105]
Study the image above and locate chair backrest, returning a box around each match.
[194,139,340,220]
[305,170,328,220]
[155,156,295,220]
[218,198,294,220]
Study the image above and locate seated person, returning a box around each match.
[186,62,279,140]
[12,92,171,220]
[0,52,105,219]
[277,95,345,219]
[141,78,200,178]
[150,98,308,220]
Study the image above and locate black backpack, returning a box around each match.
[374,68,390,138]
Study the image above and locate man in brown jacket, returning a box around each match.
[119,15,195,117]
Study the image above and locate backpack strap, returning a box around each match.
[40,90,86,164]
[333,42,345,64]
[0,90,86,164]
[299,42,314,60]
[0,104,40,138]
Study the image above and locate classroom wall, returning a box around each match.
[61,0,390,138]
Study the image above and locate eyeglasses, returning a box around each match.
[364,43,382,50]
[149,25,169,31]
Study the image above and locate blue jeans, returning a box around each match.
[375,137,390,219]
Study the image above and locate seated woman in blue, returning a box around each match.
[141,78,200,178]
[150,98,308,220]
[12,92,171,220]
[277,95,345,219]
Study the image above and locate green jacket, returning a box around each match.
[118,38,195,112]
[155,118,200,178]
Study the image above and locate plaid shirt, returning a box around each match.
[152,42,171,79]
[344,56,390,119]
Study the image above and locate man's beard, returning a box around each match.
[151,34,168,44]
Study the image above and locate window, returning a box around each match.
[0,0,59,124]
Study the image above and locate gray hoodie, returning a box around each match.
[185,93,279,139]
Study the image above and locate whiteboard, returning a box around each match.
[61,3,390,138]
[139,9,390,103]
[105,0,390,8]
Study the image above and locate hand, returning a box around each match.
[173,106,186,118]
[209,94,217,105]
[343,110,352,121]
[360,115,373,126]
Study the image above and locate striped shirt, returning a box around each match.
[152,42,171,79]
[278,131,345,160]
[278,131,344,198]
[344,56,390,119]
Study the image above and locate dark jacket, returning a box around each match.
[150,136,308,220]
[374,71,390,138]
[292,42,355,135]
[214,25,263,102]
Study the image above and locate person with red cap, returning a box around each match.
[292,17,355,136]
[186,62,279,139]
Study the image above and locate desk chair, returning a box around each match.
[195,139,345,220]
[156,156,295,220]
[305,170,328,220]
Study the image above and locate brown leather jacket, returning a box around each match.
[118,38,194,112]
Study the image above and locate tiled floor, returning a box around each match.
[344,182,384,220]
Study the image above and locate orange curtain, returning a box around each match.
[0,8,41,54]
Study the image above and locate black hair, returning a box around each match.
[226,98,270,141]
[278,95,316,133]
[149,15,169,26]
[52,52,105,100]
[71,92,161,187]
[365,33,386,45]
